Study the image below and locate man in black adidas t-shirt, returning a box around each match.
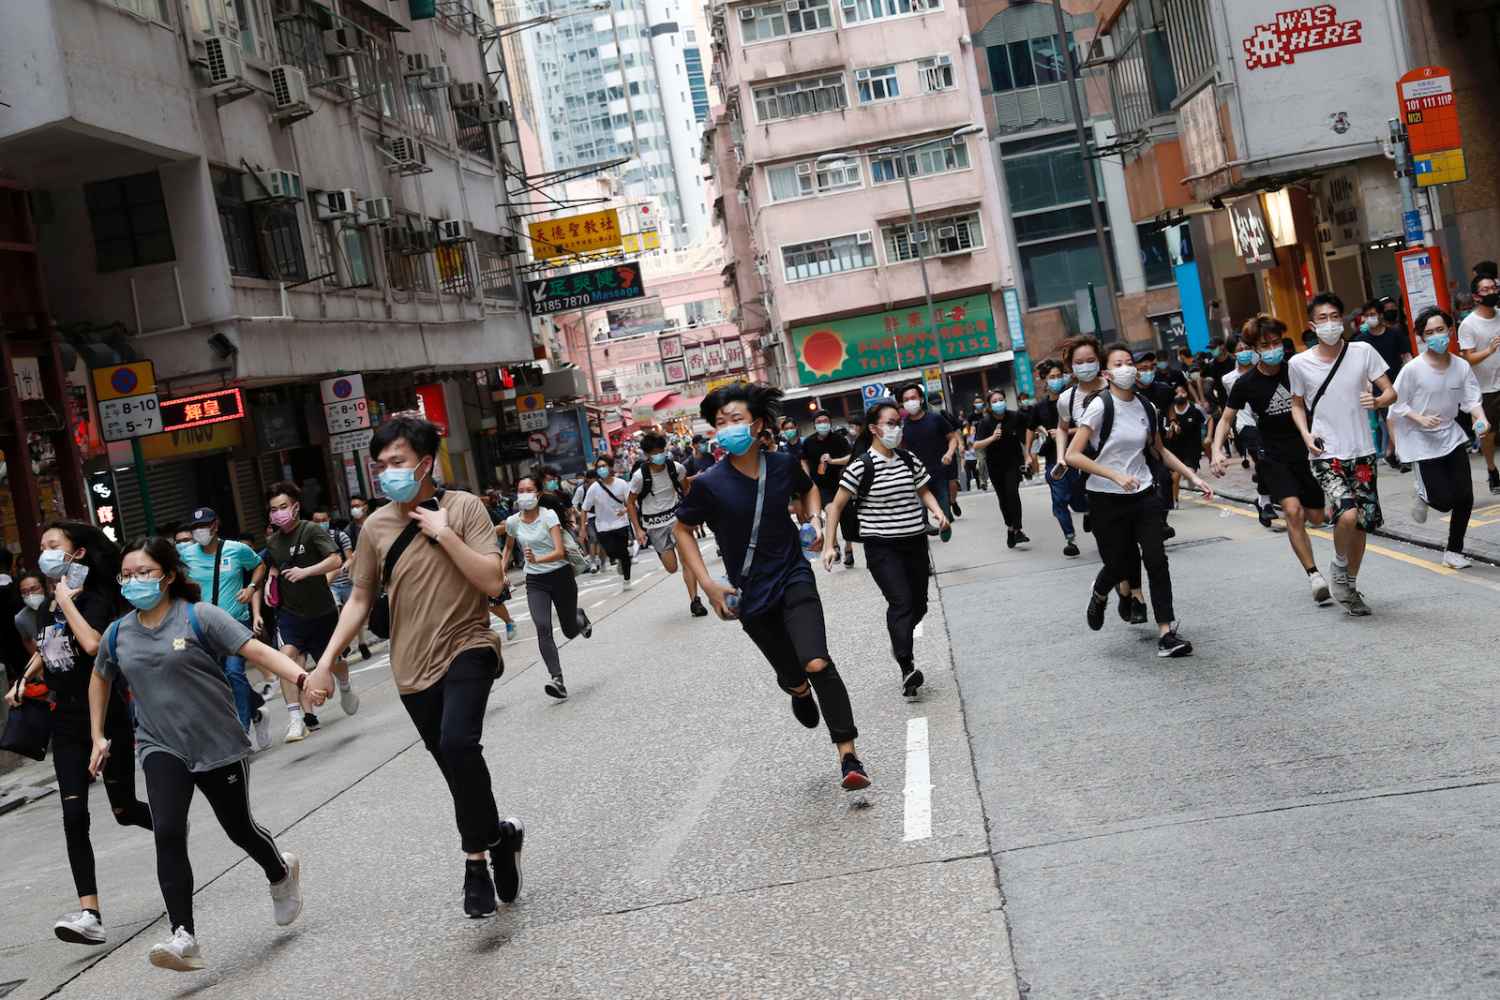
[973,391,1032,548]
[800,410,857,567]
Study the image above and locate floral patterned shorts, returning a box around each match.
[1311,455,1383,532]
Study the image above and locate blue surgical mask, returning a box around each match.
[379,460,427,503]
[122,578,165,610]
[314,522,329,531]
[1211,347,1222,358]
[782,429,797,442]
[1259,347,1286,366]
[1046,377,1068,393]
[1156,361,1169,371]
[716,423,754,455]
[1139,370,1156,386]
[649,452,667,466]
[38,549,70,579]
[1425,332,1451,353]
[545,479,559,490]
[1236,350,1258,366]
[990,402,1007,416]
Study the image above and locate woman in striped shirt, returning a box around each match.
[821,401,950,697]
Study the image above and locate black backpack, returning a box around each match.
[1081,390,1166,475]
[632,457,683,501]
[850,447,922,504]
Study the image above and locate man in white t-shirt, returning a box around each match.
[626,431,706,616]
[1289,292,1396,617]
[1457,272,1500,494]
[580,456,635,590]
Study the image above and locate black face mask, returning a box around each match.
[1481,293,1500,309]
[1382,309,1399,324]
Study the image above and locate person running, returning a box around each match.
[673,381,870,790]
[1457,272,1500,494]
[801,409,857,568]
[581,458,634,589]
[1211,315,1333,604]
[778,416,803,465]
[819,401,948,697]
[264,482,358,742]
[897,383,961,532]
[1067,344,1213,656]
[569,468,603,572]
[627,432,706,616]
[3,522,153,946]
[973,388,1033,548]
[1033,360,1084,557]
[311,417,526,918]
[92,537,314,971]
[1160,382,1208,509]
[1289,291,1397,616]
[1394,307,1491,568]
[178,507,271,750]
[1356,297,1413,472]
[504,475,591,698]
[1219,338,1278,527]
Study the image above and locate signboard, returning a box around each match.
[923,366,942,395]
[98,393,161,441]
[1321,167,1364,248]
[1241,6,1362,70]
[319,374,365,406]
[788,294,998,387]
[723,338,747,373]
[621,231,660,253]
[329,428,374,454]
[1178,85,1227,182]
[93,361,155,401]
[87,469,121,544]
[415,383,450,436]
[662,358,688,384]
[1001,288,1026,351]
[497,405,591,474]
[703,339,726,376]
[517,392,545,415]
[527,208,622,261]
[1013,350,1035,399]
[159,387,244,433]
[1396,246,1450,354]
[1400,67,1460,156]
[324,398,371,434]
[684,341,708,380]
[13,358,43,401]
[344,456,362,496]
[1414,148,1466,188]
[606,299,667,337]
[861,383,891,403]
[526,262,644,316]
[1228,196,1278,271]
[1404,210,1424,245]
[705,377,745,393]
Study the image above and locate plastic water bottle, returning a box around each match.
[799,522,818,558]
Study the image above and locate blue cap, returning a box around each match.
[188,507,218,526]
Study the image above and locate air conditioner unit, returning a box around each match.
[752,260,769,276]
[475,100,513,123]
[935,53,952,66]
[205,36,247,87]
[728,308,742,323]
[388,136,428,168]
[855,230,873,244]
[736,189,750,204]
[271,65,312,117]
[738,6,756,19]
[936,225,957,240]
[449,81,487,107]
[357,197,395,226]
[907,224,928,242]
[855,68,870,81]
[784,0,799,9]
[795,163,811,176]
[314,188,359,221]
[422,65,453,90]
[402,52,430,77]
[243,169,302,203]
[437,219,475,243]
[400,227,434,255]
[323,26,364,55]
[949,133,967,146]
[1080,35,1116,67]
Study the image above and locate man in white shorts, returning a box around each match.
[627,431,707,617]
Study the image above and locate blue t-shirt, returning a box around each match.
[178,540,262,622]
[676,449,816,620]
[901,409,957,478]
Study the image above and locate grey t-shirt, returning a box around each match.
[95,600,255,772]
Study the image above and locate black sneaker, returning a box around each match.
[689,597,708,617]
[1063,539,1080,557]
[1157,631,1193,657]
[840,753,871,791]
[952,500,963,517]
[843,548,854,567]
[1385,454,1401,471]
[1130,598,1148,625]
[901,666,925,697]
[1082,514,1092,533]
[1117,590,1134,622]
[359,643,371,660]
[1162,523,1177,540]
[925,525,941,537]
[490,818,524,904]
[790,691,820,728]
[1014,530,1029,544]
[1087,591,1107,631]
[1399,463,1411,474]
[580,615,593,639]
[544,678,568,700]
[304,712,321,730]
[1006,531,1017,549]
[1257,501,1275,528]
[463,859,497,918]
[1490,468,1500,495]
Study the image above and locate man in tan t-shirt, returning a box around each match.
[310,417,522,919]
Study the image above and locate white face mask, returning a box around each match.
[191,527,214,547]
[814,422,831,435]
[902,400,922,415]
[514,492,539,511]
[1109,366,1137,389]
[880,424,904,449]
[1314,320,1344,345]
[1072,361,1101,382]
[24,593,46,611]
[350,506,366,520]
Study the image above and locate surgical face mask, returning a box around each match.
[1359,320,1377,334]
[313,521,329,531]
[1260,347,1286,366]
[191,527,214,547]
[902,399,922,415]
[879,424,904,449]
[379,460,427,504]
[1236,350,1258,366]
[815,421,831,436]
[1046,377,1068,393]
[545,479,559,490]
[1138,370,1156,386]
[1210,347,1222,359]
[350,506,366,520]
[781,429,797,442]
[270,508,298,529]
[514,492,539,511]
[1480,293,1500,309]
[1109,366,1138,389]
[23,592,46,611]
[1425,332,1451,353]
[597,464,610,473]
[1156,361,1170,371]
[649,452,668,466]
[1072,361,1101,382]
[716,423,755,455]
[1020,399,1033,408]
[39,549,71,579]
[122,577,165,611]
[990,402,1007,416]
[1314,320,1344,345]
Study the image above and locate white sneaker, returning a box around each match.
[1411,482,1429,523]
[257,681,278,701]
[148,926,203,971]
[622,578,634,591]
[1308,570,1331,603]
[1442,551,1472,569]
[54,910,106,945]
[269,852,302,926]
[283,717,310,743]
[339,686,360,715]
[251,711,271,751]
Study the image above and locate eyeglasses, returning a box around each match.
[116,570,165,584]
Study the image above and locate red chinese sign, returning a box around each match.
[1399,66,1460,157]
[1242,5,1362,70]
[526,208,623,262]
[158,387,244,433]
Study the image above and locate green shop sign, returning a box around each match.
[789,295,998,386]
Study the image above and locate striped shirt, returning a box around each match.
[839,449,931,540]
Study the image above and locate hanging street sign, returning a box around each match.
[319,373,366,405]
[527,208,622,261]
[159,387,244,433]
[526,262,643,316]
[94,361,161,442]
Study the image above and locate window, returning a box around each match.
[918,55,955,92]
[882,211,982,262]
[856,65,899,103]
[453,106,495,162]
[211,168,260,278]
[476,234,518,298]
[766,157,862,201]
[113,0,172,23]
[348,32,403,116]
[83,171,175,273]
[986,33,1076,93]
[781,233,876,281]
[435,244,473,296]
[738,0,832,43]
[1001,134,1113,307]
[405,76,448,139]
[842,0,939,27]
[1002,145,1089,214]
[256,204,308,282]
[1108,0,1178,138]
[271,0,336,85]
[1163,0,1216,94]
[341,228,376,287]
[1019,234,1111,310]
[868,138,969,183]
[753,74,847,122]
[384,221,431,292]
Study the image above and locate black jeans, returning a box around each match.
[51,694,153,899]
[400,646,504,853]
[863,536,930,668]
[993,462,1025,529]
[142,753,285,936]
[525,566,588,680]
[740,580,858,744]
[597,526,632,579]
[1090,489,1174,624]
[1416,443,1474,553]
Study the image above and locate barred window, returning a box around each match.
[435,244,473,296]
[405,76,449,139]
[881,211,982,262]
[454,107,495,162]
[256,203,308,282]
[476,234,518,298]
[271,0,336,85]
[781,233,876,282]
[211,168,260,278]
[753,74,847,123]
[384,218,432,292]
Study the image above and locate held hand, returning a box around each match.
[1476,420,1492,437]
[941,452,954,466]
[235,586,255,606]
[1358,390,1378,411]
[306,664,335,707]
[934,512,951,532]
[700,577,737,620]
[1049,463,1066,481]
[637,531,650,550]
[806,520,824,553]
[5,679,22,708]
[1114,472,1142,492]
[818,456,829,473]
[409,504,450,540]
[1416,412,1444,430]
[88,737,111,778]
[53,579,78,605]
[1209,450,1227,477]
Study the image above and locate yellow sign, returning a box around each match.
[139,419,243,460]
[92,361,157,402]
[621,231,660,253]
[1414,148,1467,187]
[527,209,622,261]
[517,393,545,413]
[705,377,746,393]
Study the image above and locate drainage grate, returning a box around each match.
[1164,535,1231,551]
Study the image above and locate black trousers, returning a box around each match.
[400,645,504,854]
[1090,489,1175,624]
[1416,443,1474,553]
[51,694,153,899]
[740,580,858,744]
[993,462,1024,529]
[525,566,588,680]
[143,753,285,936]
[597,527,632,579]
[864,535,930,667]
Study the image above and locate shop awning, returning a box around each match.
[656,394,704,421]
[626,389,676,424]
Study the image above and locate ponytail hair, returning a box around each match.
[853,401,898,456]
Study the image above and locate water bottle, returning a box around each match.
[799,522,817,558]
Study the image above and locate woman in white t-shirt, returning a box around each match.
[1067,344,1215,658]
[502,475,592,700]
[1393,308,1492,568]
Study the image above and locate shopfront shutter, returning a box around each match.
[111,460,202,538]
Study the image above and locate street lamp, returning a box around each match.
[817,124,983,406]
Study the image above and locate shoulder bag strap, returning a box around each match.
[740,452,768,580]
[1306,342,1349,427]
[106,620,120,665]
[210,541,222,608]
[381,520,425,588]
[185,602,215,657]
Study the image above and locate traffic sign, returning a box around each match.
[319,373,365,405]
[861,382,890,403]
[517,392,545,413]
[93,361,156,402]
[527,431,549,454]
[1414,148,1467,188]
[328,428,374,454]
[324,398,371,433]
[518,407,549,432]
[98,392,161,442]
[1400,67,1460,157]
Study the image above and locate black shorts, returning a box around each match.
[1256,452,1325,508]
[276,610,339,660]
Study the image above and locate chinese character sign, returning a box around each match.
[684,342,707,380]
[703,339,726,375]
[526,262,644,316]
[526,209,623,261]
[788,296,998,387]
[722,339,746,373]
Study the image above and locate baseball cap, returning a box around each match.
[188,506,217,526]
[1134,351,1156,363]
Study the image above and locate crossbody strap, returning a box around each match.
[210,541,222,608]
[381,520,424,588]
[1305,342,1349,428]
[740,452,768,580]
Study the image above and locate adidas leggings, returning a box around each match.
[143,753,287,936]
[525,565,589,680]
